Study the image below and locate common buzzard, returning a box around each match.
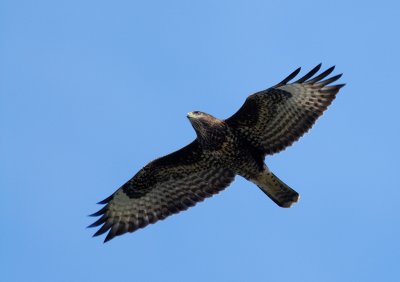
[89,64,344,242]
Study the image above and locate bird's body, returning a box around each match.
[89,64,345,242]
[187,112,262,179]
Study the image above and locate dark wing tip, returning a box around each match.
[88,198,114,239]
[104,231,116,243]
[89,205,108,217]
[294,63,322,83]
[103,222,131,243]
[273,64,340,88]
[273,64,345,89]
[313,73,343,87]
[97,194,113,205]
[307,65,336,84]
[319,84,346,96]
[93,222,113,237]
[87,214,107,228]
[274,67,301,87]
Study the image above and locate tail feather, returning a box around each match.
[255,171,300,208]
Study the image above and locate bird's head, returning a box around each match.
[187,111,226,145]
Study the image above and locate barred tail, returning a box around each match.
[255,171,300,208]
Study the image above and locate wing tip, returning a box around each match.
[274,66,301,87]
[294,63,322,83]
[97,194,113,205]
[92,222,113,238]
[275,64,344,88]
[306,65,336,84]
[103,232,115,243]
[88,205,108,217]
[320,83,346,94]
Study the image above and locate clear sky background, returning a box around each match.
[1,1,399,281]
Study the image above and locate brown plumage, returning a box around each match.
[89,64,345,242]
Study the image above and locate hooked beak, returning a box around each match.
[187,112,195,119]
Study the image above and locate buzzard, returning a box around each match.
[89,64,344,242]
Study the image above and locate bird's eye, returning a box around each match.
[193,111,200,115]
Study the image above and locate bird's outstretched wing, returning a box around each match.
[225,64,345,155]
[89,141,235,242]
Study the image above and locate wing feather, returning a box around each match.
[89,141,235,242]
[225,65,345,155]
[274,67,301,87]
[294,63,321,83]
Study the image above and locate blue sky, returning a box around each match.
[1,1,399,281]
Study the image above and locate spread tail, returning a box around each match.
[254,171,300,208]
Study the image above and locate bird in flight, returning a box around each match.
[89,64,345,242]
